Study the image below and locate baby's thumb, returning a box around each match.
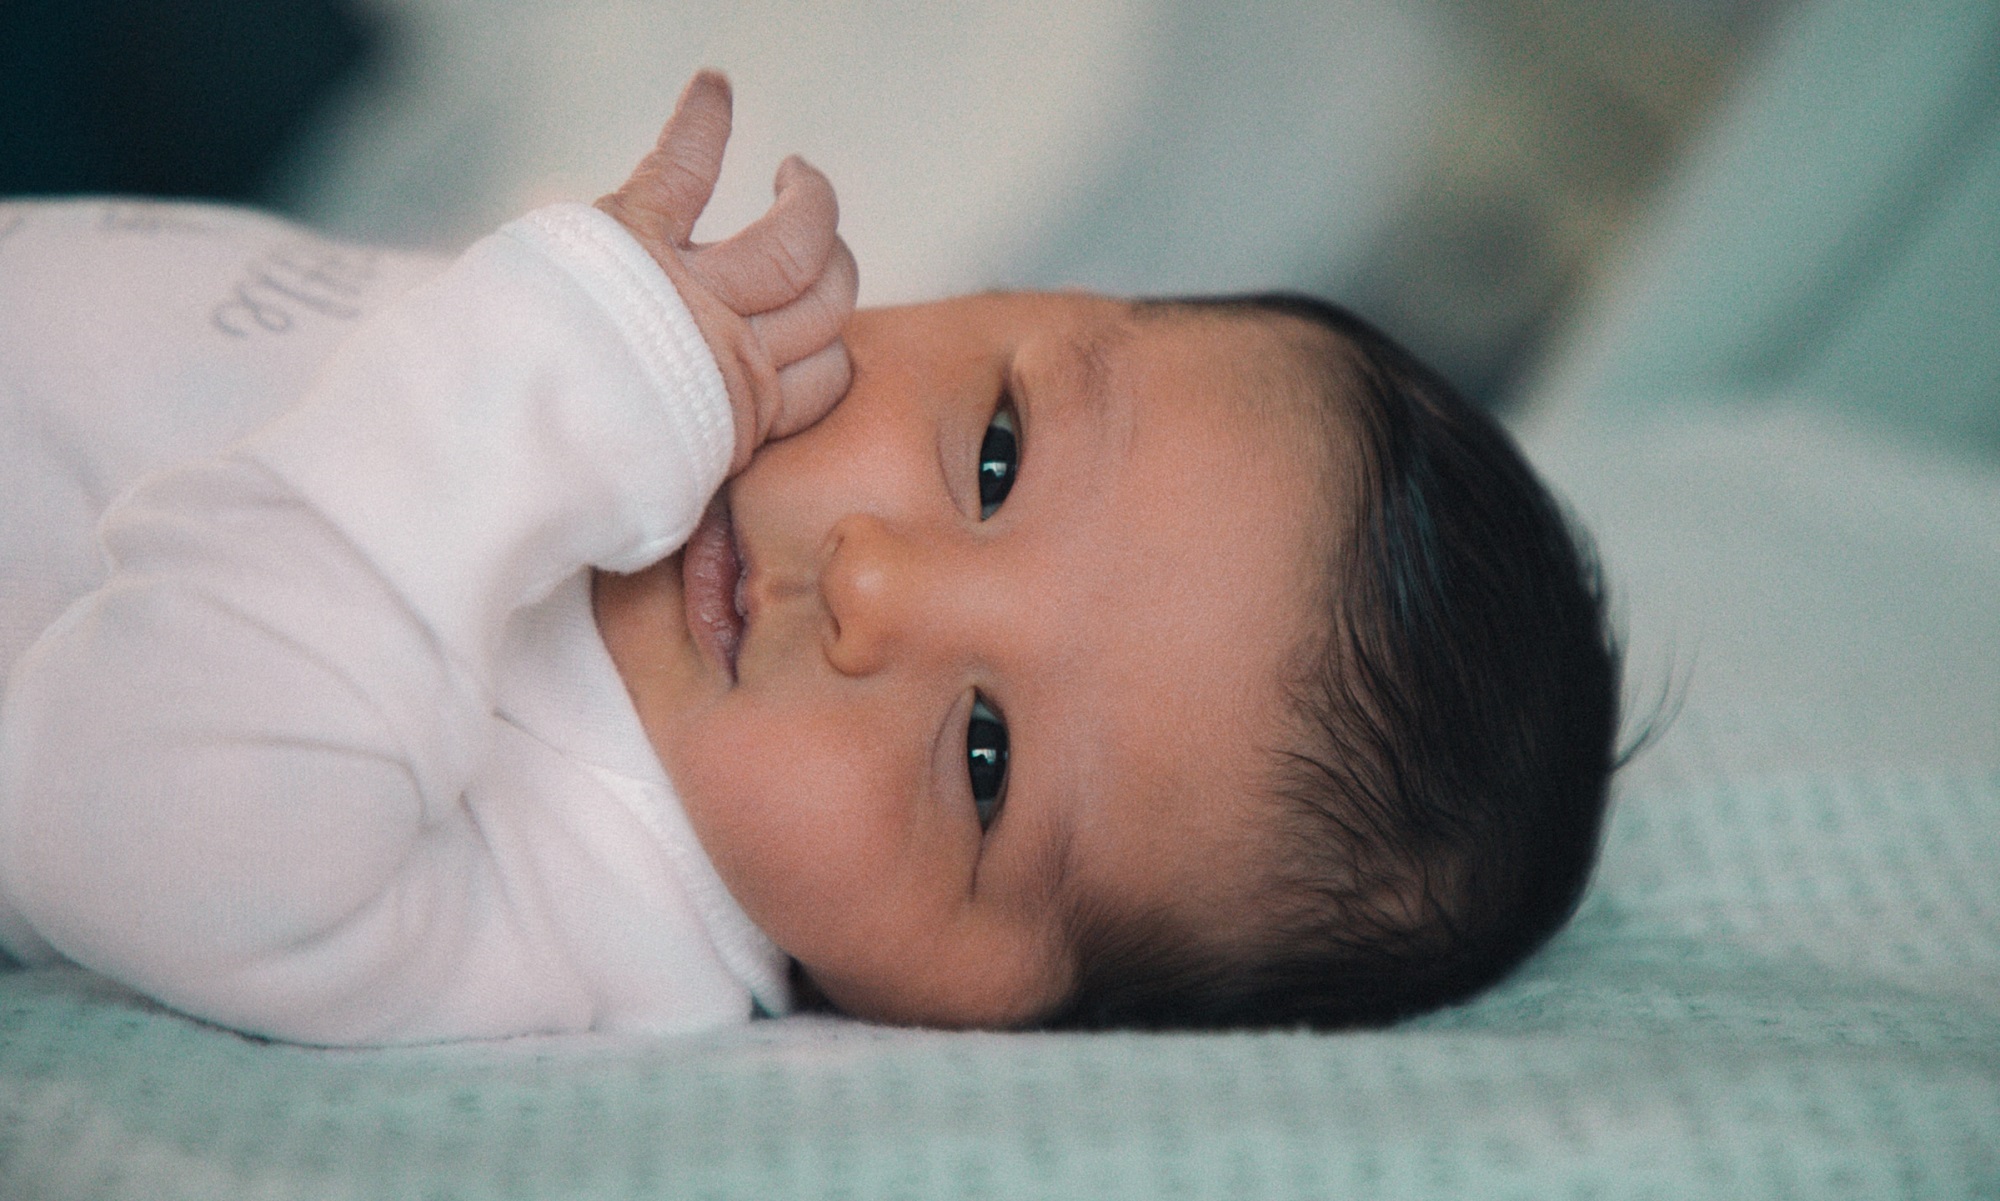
[599,70,733,247]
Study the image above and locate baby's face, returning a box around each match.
[596,293,1328,1026]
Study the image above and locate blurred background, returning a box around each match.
[7,0,1994,819]
[0,0,1786,410]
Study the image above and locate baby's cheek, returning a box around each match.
[674,707,900,951]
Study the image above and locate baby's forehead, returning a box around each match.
[1121,302,1355,437]
[1127,302,1358,523]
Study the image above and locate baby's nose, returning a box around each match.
[818,512,926,677]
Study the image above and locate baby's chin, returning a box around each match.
[590,554,724,749]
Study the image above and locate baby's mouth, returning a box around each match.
[682,494,747,681]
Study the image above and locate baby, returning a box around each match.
[0,73,1619,1042]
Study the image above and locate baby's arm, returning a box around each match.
[0,76,847,1043]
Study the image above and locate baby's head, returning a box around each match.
[596,290,1619,1030]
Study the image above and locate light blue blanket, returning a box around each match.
[4,765,1994,1197]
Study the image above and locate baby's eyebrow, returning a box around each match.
[1029,790,1080,911]
[1026,324,1126,463]
[1067,326,1119,420]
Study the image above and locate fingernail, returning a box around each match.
[681,68,730,109]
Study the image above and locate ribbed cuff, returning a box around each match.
[500,204,734,523]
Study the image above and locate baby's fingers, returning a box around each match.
[600,70,732,247]
[690,155,839,315]
[768,340,854,442]
[749,236,857,367]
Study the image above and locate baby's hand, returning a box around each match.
[597,71,858,474]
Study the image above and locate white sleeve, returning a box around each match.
[0,203,733,1043]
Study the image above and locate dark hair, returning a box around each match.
[1048,293,1622,1030]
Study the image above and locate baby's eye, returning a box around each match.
[977,400,1018,520]
[967,694,1008,829]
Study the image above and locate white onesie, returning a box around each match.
[0,199,791,1044]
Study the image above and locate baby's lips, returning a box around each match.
[682,495,746,680]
